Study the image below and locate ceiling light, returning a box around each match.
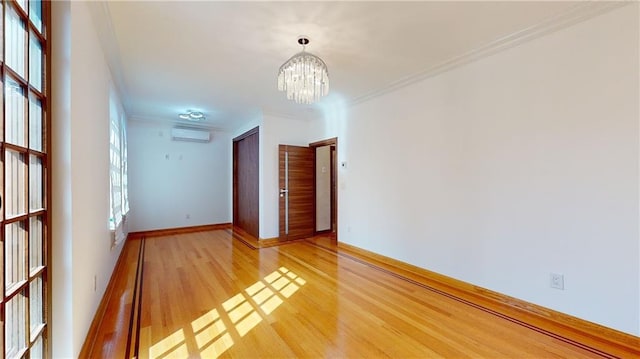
[277,36,329,104]
[178,110,206,121]
[189,111,204,119]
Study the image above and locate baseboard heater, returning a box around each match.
[171,127,211,143]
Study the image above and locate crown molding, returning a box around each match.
[350,1,630,106]
[86,1,131,112]
[128,115,225,132]
[262,108,320,121]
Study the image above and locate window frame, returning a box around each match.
[1,0,50,357]
[108,87,128,246]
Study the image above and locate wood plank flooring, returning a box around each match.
[84,229,636,358]
[81,239,142,358]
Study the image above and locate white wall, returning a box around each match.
[316,145,331,231]
[51,1,127,356]
[316,5,639,335]
[51,1,72,356]
[128,120,231,231]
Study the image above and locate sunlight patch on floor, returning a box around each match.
[260,295,284,315]
[236,312,263,337]
[222,293,245,312]
[228,302,253,323]
[198,333,234,358]
[191,308,220,333]
[252,286,274,304]
[245,281,266,296]
[147,267,305,359]
[148,329,187,359]
[194,317,227,348]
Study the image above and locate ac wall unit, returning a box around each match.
[171,127,211,143]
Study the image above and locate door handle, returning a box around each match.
[279,188,288,197]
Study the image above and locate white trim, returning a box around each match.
[87,1,131,112]
[128,115,225,132]
[350,1,629,106]
[262,109,319,121]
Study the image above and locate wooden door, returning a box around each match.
[279,145,315,240]
[233,128,259,237]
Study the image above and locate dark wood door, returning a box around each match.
[233,128,259,237]
[279,145,315,240]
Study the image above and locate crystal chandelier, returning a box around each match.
[277,36,329,104]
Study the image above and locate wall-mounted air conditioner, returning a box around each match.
[171,127,211,143]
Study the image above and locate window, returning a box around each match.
[2,0,49,357]
[109,89,129,243]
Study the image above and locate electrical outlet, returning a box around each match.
[186,214,191,220]
[550,273,564,290]
[93,275,97,292]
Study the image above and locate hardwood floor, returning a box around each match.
[81,239,142,358]
[83,229,638,358]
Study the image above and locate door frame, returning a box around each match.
[309,137,338,240]
[233,127,260,236]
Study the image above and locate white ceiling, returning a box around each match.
[99,1,586,131]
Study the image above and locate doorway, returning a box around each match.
[310,138,338,238]
[277,138,338,242]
